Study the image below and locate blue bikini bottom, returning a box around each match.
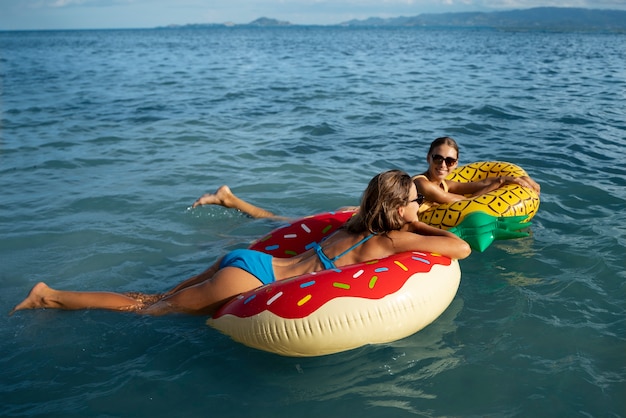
[219,249,276,285]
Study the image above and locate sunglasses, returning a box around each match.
[409,194,425,205]
[431,154,458,166]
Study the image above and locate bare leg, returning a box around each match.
[11,268,264,317]
[163,259,221,296]
[140,267,264,316]
[10,282,148,314]
[192,185,288,220]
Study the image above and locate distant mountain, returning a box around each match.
[340,7,626,32]
[160,17,291,29]
[247,17,291,27]
[161,8,626,32]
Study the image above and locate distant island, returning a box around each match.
[163,17,291,29]
[161,8,626,32]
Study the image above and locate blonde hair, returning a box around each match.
[345,170,413,235]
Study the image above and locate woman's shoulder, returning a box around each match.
[413,174,448,194]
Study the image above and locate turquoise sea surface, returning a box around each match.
[1,27,625,417]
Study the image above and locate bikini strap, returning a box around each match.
[329,233,375,263]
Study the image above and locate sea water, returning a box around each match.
[1,27,624,417]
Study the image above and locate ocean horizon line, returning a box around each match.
[2,7,626,33]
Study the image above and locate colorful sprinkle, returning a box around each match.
[394,261,408,271]
[322,225,332,234]
[412,256,431,264]
[267,291,283,306]
[284,234,297,239]
[244,294,256,305]
[353,269,364,279]
[297,294,312,306]
[285,250,298,256]
[300,280,316,288]
[301,224,311,233]
[368,275,378,289]
[333,282,350,290]
[374,267,389,273]
[265,244,279,251]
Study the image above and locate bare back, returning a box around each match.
[271,228,464,281]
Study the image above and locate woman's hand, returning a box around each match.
[504,175,541,194]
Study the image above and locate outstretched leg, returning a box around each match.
[10,282,149,314]
[11,267,264,317]
[192,185,288,220]
[162,259,222,296]
[142,267,263,316]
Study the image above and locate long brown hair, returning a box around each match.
[344,170,413,235]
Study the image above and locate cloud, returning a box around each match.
[31,0,138,8]
[50,0,87,7]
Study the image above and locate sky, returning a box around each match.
[1,0,626,30]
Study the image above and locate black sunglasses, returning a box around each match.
[431,154,458,166]
[409,194,425,205]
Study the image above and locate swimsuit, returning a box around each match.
[220,234,374,285]
[312,233,374,270]
[219,249,276,285]
[412,174,449,213]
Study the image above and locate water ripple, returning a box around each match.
[1,27,625,418]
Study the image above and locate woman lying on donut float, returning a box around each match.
[12,170,470,317]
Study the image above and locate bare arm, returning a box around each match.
[415,175,541,205]
[407,220,458,237]
[391,222,471,260]
[413,177,466,204]
[447,175,541,197]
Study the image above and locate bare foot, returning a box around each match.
[10,282,53,314]
[192,185,235,208]
[191,185,283,219]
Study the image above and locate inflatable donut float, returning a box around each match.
[207,211,461,357]
[419,161,540,229]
